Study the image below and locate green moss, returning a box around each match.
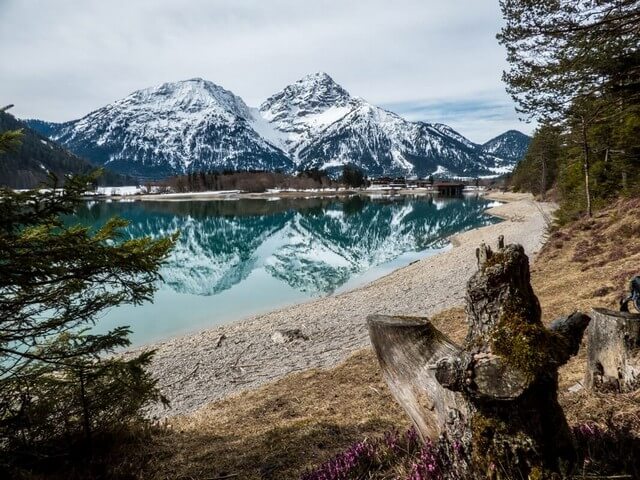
[471,413,521,477]
[528,466,544,480]
[490,297,557,377]
[471,412,554,479]
[471,414,505,461]
[481,251,507,271]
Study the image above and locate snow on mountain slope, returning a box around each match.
[260,73,525,177]
[295,100,421,175]
[259,72,354,161]
[27,73,530,180]
[427,123,479,150]
[30,78,293,179]
[481,130,531,163]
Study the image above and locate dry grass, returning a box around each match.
[141,309,467,480]
[532,198,640,407]
[144,349,408,479]
[140,198,640,479]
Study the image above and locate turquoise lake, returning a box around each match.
[76,194,500,345]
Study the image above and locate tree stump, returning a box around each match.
[585,307,640,392]
[367,240,590,479]
[367,315,469,440]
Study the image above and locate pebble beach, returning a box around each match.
[138,192,555,418]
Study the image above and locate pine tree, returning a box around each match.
[499,0,640,217]
[0,128,22,154]
[498,0,640,121]
[0,134,177,473]
[511,124,561,198]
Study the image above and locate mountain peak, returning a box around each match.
[125,78,251,119]
[30,77,293,178]
[484,129,529,142]
[297,71,336,84]
[482,130,531,162]
[258,73,354,159]
[260,72,351,115]
[292,72,350,101]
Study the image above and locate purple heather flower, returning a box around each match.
[384,430,401,453]
[301,439,376,480]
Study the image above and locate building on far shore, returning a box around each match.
[368,177,467,196]
[433,182,465,196]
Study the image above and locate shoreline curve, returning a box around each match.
[139,191,555,418]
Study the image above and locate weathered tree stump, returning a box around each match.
[585,307,640,392]
[367,315,468,440]
[368,240,590,479]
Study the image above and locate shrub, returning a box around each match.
[0,172,176,476]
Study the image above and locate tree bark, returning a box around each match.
[585,307,640,392]
[541,154,547,199]
[367,315,468,440]
[580,115,592,217]
[368,239,590,478]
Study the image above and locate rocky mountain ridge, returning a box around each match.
[26,73,530,179]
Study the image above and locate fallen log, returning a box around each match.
[367,314,468,440]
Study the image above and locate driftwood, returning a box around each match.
[585,307,640,392]
[368,239,590,478]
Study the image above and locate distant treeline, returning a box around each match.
[163,167,368,193]
[501,0,639,223]
[159,167,506,194]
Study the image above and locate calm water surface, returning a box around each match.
[76,194,500,345]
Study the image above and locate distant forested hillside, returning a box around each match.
[501,0,639,222]
[0,111,135,188]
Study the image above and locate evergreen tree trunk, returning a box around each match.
[78,369,93,447]
[580,116,592,217]
[540,154,547,199]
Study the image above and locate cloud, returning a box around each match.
[384,92,535,143]
[0,0,530,140]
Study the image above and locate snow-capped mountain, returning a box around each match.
[29,78,293,178]
[481,130,531,163]
[258,72,354,160]
[260,73,526,177]
[27,74,530,179]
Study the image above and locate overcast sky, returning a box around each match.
[0,0,533,143]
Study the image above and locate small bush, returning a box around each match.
[302,427,477,480]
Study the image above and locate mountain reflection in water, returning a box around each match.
[75,195,499,344]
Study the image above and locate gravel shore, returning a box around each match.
[140,192,555,418]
